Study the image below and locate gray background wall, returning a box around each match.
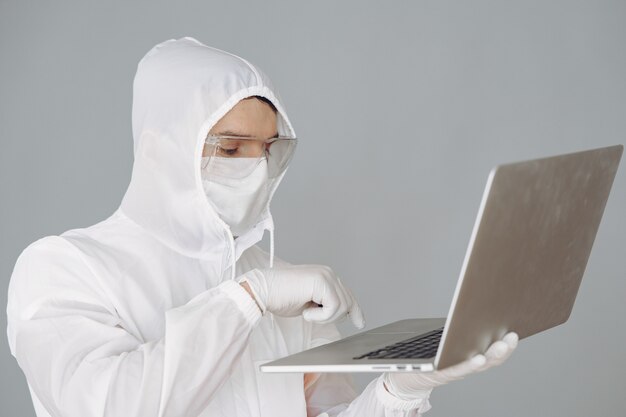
[1,1,625,416]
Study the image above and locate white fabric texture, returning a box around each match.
[6,36,429,417]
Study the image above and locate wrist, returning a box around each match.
[218,280,262,326]
[237,269,270,314]
[383,373,433,401]
[376,375,433,413]
[239,281,264,314]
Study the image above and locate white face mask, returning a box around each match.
[201,157,270,237]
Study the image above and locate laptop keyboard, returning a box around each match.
[353,327,444,360]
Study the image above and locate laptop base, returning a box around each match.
[260,318,446,373]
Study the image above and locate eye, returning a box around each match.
[217,145,239,156]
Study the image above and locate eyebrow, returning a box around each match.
[216,130,279,138]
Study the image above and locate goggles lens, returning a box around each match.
[202,135,297,180]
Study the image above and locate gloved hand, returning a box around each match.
[383,332,519,401]
[238,265,365,329]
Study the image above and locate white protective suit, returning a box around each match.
[7,36,430,417]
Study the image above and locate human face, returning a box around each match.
[202,97,297,180]
[204,97,278,158]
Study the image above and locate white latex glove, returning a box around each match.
[383,332,519,401]
[238,265,366,329]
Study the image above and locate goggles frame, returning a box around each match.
[202,134,298,179]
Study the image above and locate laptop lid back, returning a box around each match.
[435,145,623,369]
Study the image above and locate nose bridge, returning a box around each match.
[245,138,267,157]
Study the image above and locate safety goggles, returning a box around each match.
[202,134,298,180]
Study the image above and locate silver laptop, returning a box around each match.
[261,145,623,373]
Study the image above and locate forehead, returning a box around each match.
[209,98,278,138]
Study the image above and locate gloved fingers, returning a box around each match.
[395,355,485,391]
[475,335,517,372]
[303,285,341,323]
[488,332,518,359]
[467,353,488,369]
[303,300,320,310]
[491,332,519,366]
[340,280,365,329]
[347,297,365,329]
[438,353,486,381]
[329,276,351,322]
[485,340,509,361]
[333,276,365,329]
[502,332,519,350]
[386,352,486,392]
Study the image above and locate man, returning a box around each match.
[7,36,516,417]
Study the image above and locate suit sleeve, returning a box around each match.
[6,236,261,417]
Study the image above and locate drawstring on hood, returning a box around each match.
[119,36,295,283]
[226,214,274,282]
[269,225,275,269]
[227,229,236,281]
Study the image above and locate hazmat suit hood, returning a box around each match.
[120,36,296,270]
